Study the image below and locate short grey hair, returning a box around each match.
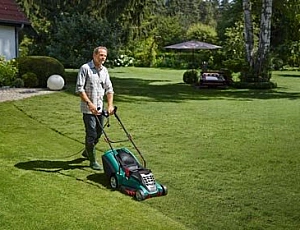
[93,46,108,54]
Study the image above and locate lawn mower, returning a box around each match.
[98,107,168,201]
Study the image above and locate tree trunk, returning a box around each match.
[242,0,254,69]
[254,0,273,81]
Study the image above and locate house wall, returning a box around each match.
[0,25,16,60]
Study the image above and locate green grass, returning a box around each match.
[1,68,300,229]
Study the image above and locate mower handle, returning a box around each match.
[96,106,147,168]
[98,106,117,117]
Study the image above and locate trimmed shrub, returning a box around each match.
[183,69,199,84]
[12,78,24,88]
[16,56,65,87]
[22,72,39,88]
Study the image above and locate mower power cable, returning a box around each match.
[13,103,88,159]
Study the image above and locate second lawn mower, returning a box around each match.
[98,107,168,201]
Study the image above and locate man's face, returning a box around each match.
[93,48,107,67]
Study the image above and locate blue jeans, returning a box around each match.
[83,114,104,146]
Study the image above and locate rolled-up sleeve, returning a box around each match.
[75,65,87,94]
[103,68,114,95]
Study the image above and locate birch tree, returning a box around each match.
[242,0,273,83]
[254,0,273,80]
[242,0,254,69]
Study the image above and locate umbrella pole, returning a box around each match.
[192,49,196,69]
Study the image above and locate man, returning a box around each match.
[75,46,114,170]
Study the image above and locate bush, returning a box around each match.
[64,70,78,85]
[22,72,39,88]
[271,57,284,70]
[12,78,24,88]
[222,58,247,73]
[0,56,18,87]
[183,69,199,84]
[114,55,134,67]
[154,53,189,69]
[132,36,158,67]
[16,56,65,88]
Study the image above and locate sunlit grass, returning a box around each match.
[1,67,300,229]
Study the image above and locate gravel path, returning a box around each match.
[0,87,57,102]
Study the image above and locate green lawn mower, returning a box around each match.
[99,107,168,201]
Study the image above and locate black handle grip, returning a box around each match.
[97,106,117,117]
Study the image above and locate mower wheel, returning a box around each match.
[161,184,168,196]
[110,175,118,190]
[135,189,146,201]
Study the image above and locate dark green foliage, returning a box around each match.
[273,41,300,68]
[222,58,248,73]
[47,14,121,68]
[152,15,185,50]
[155,54,189,69]
[186,23,218,44]
[164,0,218,28]
[21,72,39,88]
[16,0,146,61]
[17,56,65,88]
[271,57,284,70]
[12,78,25,88]
[183,69,199,84]
[15,0,299,77]
[64,70,78,85]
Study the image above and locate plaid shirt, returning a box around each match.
[75,60,114,114]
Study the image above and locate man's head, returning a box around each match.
[93,46,108,68]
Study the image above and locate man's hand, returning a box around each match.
[106,92,114,115]
[88,102,100,115]
[107,105,115,115]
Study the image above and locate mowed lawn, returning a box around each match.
[0,67,299,230]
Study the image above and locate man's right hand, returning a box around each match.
[87,102,100,115]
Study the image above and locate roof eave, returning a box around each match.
[0,20,31,27]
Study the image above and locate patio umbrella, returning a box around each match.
[164,40,222,68]
[164,40,222,50]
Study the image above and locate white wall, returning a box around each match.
[0,25,16,60]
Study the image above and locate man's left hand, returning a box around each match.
[107,105,115,115]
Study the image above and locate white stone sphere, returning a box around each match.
[47,74,64,90]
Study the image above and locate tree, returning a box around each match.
[164,0,219,28]
[254,0,273,79]
[242,0,274,84]
[186,23,218,44]
[16,0,149,44]
[271,0,300,68]
[47,14,121,68]
[243,0,254,69]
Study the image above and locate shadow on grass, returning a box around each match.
[14,157,111,188]
[277,73,300,78]
[87,173,136,200]
[14,157,88,172]
[65,77,300,102]
[87,173,110,188]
